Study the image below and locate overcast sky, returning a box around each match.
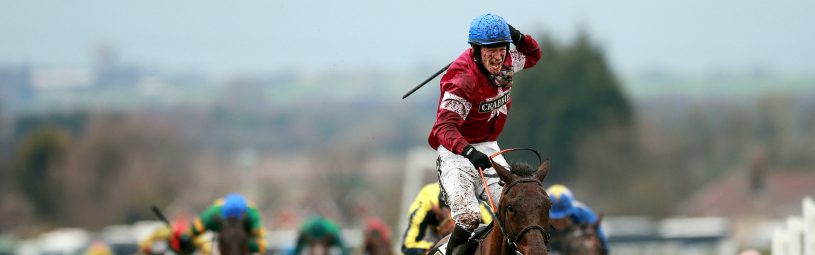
[2,0,814,76]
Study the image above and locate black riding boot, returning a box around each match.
[446,225,472,255]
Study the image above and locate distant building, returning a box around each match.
[682,169,815,218]
[91,43,143,88]
[94,65,143,88]
[681,165,815,249]
[0,66,35,113]
[30,67,95,90]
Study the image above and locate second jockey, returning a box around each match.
[547,184,610,254]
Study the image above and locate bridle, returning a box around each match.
[492,177,550,254]
[479,148,550,255]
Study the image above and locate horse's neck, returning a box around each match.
[365,238,388,255]
[372,245,393,255]
[481,223,510,255]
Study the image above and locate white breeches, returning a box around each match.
[437,141,509,231]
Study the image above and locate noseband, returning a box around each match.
[496,178,550,254]
[482,148,549,254]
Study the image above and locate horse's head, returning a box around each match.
[218,217,249,255]
[429,203,454,237]
[306,242,328,255]
[493,159,551,255]
[563,214,603,255]
[363,217,393,255]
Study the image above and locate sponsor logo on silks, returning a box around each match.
[478,90,511,113]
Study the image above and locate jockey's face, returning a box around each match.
[551,217,572,230]
[478,45,507,75]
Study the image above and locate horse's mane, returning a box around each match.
[509,161,535,177]
[218,217,248,255]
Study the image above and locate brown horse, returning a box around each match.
[429,203,455,238]
[362,217,394,255]
[305,242,330,255]
[432,159,552,255]
[217,217,249,255]
[560,215,603,255]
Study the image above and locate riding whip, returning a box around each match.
[401,62,451,99]
[151,205,172,227]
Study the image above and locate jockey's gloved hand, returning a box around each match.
[507,24,524,45]
[461,145,492,170]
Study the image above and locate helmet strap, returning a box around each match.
[471,44,489,76]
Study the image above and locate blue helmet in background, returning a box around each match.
[547,184,576,219]
[468,13,512,46]
[221,193,248,220]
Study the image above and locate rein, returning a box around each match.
[480,148,542,212]
[477,148,548,254]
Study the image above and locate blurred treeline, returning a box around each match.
[1,30,814,236]
[504,31,815,216]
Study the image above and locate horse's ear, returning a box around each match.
[491,159,514,183]
[534,158,550,182]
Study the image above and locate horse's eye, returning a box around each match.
[507,205,515,214]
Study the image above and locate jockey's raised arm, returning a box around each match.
[427,13,541,255]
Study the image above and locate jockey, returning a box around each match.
[294,215,348,255]
[172,193,267,254]
[365,217,392,242]
[428,13,541,254]
[401,182,493,255]
[364,217,393,252]
[547,184,610,254]
[139,217,209,254]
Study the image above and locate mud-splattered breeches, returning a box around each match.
[437,141,509,232]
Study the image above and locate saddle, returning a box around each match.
[429,223,495,255]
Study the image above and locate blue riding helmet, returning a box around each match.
[221,193,248,220]
[468,13,512,46]
[547,184,576,219]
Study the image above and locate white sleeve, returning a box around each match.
[439,91,472,120]
[509,49,527,72]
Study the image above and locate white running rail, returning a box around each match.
[772,196,815,255]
